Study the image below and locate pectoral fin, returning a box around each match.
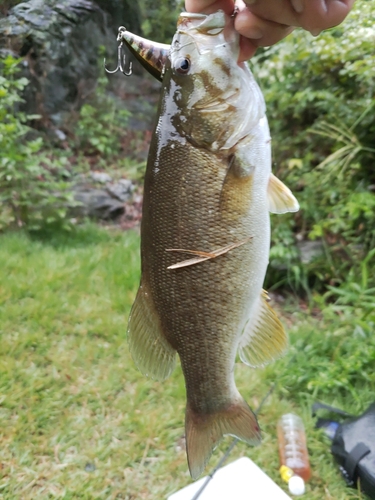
[127,281,176,380]
[238,291,287,367]
[268,173,299,214]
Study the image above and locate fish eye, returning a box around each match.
[175,57,191,75]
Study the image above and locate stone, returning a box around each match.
[73,185,125,220]
[0,0,142,126]
[90,171,112,184]
[54,129,67,141]
[106,179,134,202]
[71,176,135,220]
[297,239,324,264]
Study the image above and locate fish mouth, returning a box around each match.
[176,10,228,41]
[176,12,207,30]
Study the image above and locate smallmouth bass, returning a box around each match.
[124,10,299,479]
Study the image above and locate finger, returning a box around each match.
[235,8,295,48]
[242,0,300,26]
[238,36,258,61]
[300,0,356,35]
[185,0,235,15]
[243,0,355,35]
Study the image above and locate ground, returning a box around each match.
[0,225,371,499]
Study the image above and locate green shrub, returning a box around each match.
[261,251,375,400]
[256,0,375,292]
[283,313,375,399]
[74,71,131,157]
[278,264,375,399]
[139,0,184,43]
[0,55,79,231]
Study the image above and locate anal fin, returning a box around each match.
[127,282,176,380]
[268,173,299,214]
[186,398,261,480]
[238,290,287,367]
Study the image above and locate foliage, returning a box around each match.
[258,0,375,292]
[74,69,131,157]
[0,225,371,499]
[323,247,375,331]
[139,0,184,43]
[262,249,375,405]
[256,1,375,424]
[0,55,80,231]
[283,310,374,401]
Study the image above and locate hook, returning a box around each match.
[104,40,133,76]
[231,6,239,18]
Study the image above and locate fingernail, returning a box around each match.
[290,0,304,13]
[310,28,321,36]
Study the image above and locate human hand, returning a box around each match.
[185,0,355,61]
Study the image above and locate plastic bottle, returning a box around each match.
[277,413,311,495]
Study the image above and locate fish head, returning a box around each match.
[168,11,264,150]
[172,11,239,79]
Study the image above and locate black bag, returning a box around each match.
[313,402,375,499]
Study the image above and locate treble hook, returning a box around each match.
[104,38,133,76]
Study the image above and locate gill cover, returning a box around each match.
[171,10,239,71]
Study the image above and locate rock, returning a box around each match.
[73,185,125,220]
[106,179,134,202]
[0,0,142,126]
[297,240,324,264]
[90,171,112,184]
[93,0,141,35]
[54,129,67,141]
[84,462,96,472]
[0,0,111,124]
[71,176,136,220]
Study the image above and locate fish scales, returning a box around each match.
[126,9,299,479]
[143,140,267,410]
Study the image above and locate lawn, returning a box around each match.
[0,225,373,499]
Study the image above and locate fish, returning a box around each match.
[124,10,299,479]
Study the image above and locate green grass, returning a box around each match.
[0,225,373,499]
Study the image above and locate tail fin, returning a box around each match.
[185,398,261,479]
